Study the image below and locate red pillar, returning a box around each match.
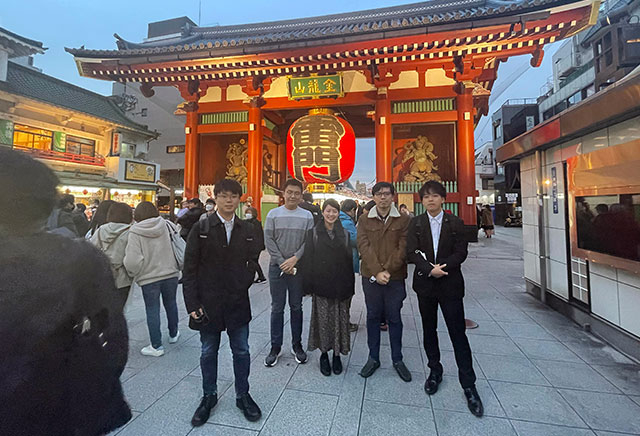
[278,142,287,189]
[184,109,199,200]
[456,87,476,225]
[247,101,263,217]
[375,89,393,182]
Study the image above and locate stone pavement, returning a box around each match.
[111,227,640,436]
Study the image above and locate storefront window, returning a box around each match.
[120,142,136,158]
[13,124,53,150]
[66,135,96,157]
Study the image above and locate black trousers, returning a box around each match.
[417,294,476,389]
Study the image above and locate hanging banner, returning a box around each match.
[0,119,14,146]
[288,74,343,100]
[112,131,122,156]
[53,132,67,152]
[286,110,355,184]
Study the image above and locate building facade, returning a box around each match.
[497,70,640,361]
[0,28,159,207]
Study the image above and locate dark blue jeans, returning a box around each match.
[200,324,250,397]
[141,277,179,349]
[268,263,304,348]
[362,278,406,363]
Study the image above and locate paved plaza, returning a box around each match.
[111,227,640,436]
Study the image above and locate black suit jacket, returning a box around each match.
[406,212,468,299]
[183,213,260,332]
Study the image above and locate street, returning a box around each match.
[112,227,640,436]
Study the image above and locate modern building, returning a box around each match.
[0,28,160,207]
[474,141,495,206]
[491,99,539,225]
[497,67,640,361]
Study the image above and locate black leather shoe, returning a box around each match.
[236,393,262,422]
[191,393,217,427]
[393,361,412,382]
[424,373,443,395]
[332,354,343,375]
[359,357,380,378]
[464,386,484,417]
[320,353,331,376]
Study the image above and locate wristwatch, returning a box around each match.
[369,275,377,283]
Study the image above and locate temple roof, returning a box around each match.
[67,0,585,58]
[0,27,46,58]
[0,62,155,136]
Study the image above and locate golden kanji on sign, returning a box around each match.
[288,74,343,100]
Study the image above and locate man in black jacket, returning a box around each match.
[178,197,204,240]
[406,181,483,417]
[183,179,262,427]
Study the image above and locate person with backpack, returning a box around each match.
[88,200,116,238]
[302,199,354,376]
[90,202,134,309]
[0,148,131,436]
[124,202,180,357]
[178,197,204,241]
[183,179,262,426]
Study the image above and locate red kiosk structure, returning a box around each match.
[68,0,597,236]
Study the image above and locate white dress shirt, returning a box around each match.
[429,210,444,260]
[216,211,235,244]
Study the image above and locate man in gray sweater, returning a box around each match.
[263,179,314,367]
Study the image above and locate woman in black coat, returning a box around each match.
[245,206,266,283]
[0,149,131,436]
[302,199,355,376]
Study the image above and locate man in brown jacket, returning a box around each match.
[357,181,412,381]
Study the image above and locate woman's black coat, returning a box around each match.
[183,213,260,332]
[301,220,355,301]
[0,233,131,436]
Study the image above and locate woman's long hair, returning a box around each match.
[90,200,116,236]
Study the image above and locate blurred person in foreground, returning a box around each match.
[0,148,131,436]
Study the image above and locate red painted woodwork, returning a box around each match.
[456,87,477,226]
[247,103,263,216]
[185,110,199,199]
[375,91,392,182]
[286,113,356,184]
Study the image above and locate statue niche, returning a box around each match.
[394,135,442,182]
[226,139,248,183]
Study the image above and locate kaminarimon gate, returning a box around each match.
[68,0,597,238]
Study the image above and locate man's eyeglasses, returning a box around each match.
[374,191,393,198]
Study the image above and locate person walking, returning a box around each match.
[406,181,483,417]
[339,199,360,332]
[183,179,262,426]
[0,149,131,436]
[124,202,180,357]
[73,203,91,236]
[303,199,355,376]
[357,182,412,382]
[45,194,79,237]
[89,199,116,238]
[481,204,494,238]
[90,202,134,309]
[178,197,204,241]
[263,179,314,367]
[245,206,266,283]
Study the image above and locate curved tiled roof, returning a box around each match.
[0,62,155,136]
[66,0,577,58]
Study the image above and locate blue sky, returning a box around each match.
[2,0,559,184]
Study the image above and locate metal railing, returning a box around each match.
[393,180,457,193]
[13,146,106,166]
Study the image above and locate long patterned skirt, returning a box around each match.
[307,295,351,355]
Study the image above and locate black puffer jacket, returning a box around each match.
[0,232,131,436]
[178,206,204,239]
[301,220,355,300]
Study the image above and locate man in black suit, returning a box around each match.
[407,181,483,417]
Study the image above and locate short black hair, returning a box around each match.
[341,199,357,212]
[107,202,133,224]
[399,204,408,209]
[205,198,216,205]
[134,201,159,222]
[419,181,447,199]
[371,181,395,196]
[363,200,376,212]
[214,178,242,196]
[283,178,303,192]
[302,192,313,202]
[59,194,75,208]
[0,148,59,234]
[75,203,87,212]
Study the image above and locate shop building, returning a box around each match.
[0,28,159,207]
[497,68,640,361]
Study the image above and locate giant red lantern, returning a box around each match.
[286,109,356,184]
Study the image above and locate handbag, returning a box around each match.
[165,220,186,270]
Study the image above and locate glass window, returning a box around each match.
[66,135,95,157]
[120,142,135,158]
[12,124,53,150]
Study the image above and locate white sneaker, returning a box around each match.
[169,331,180,344]
[140,345,165,357]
